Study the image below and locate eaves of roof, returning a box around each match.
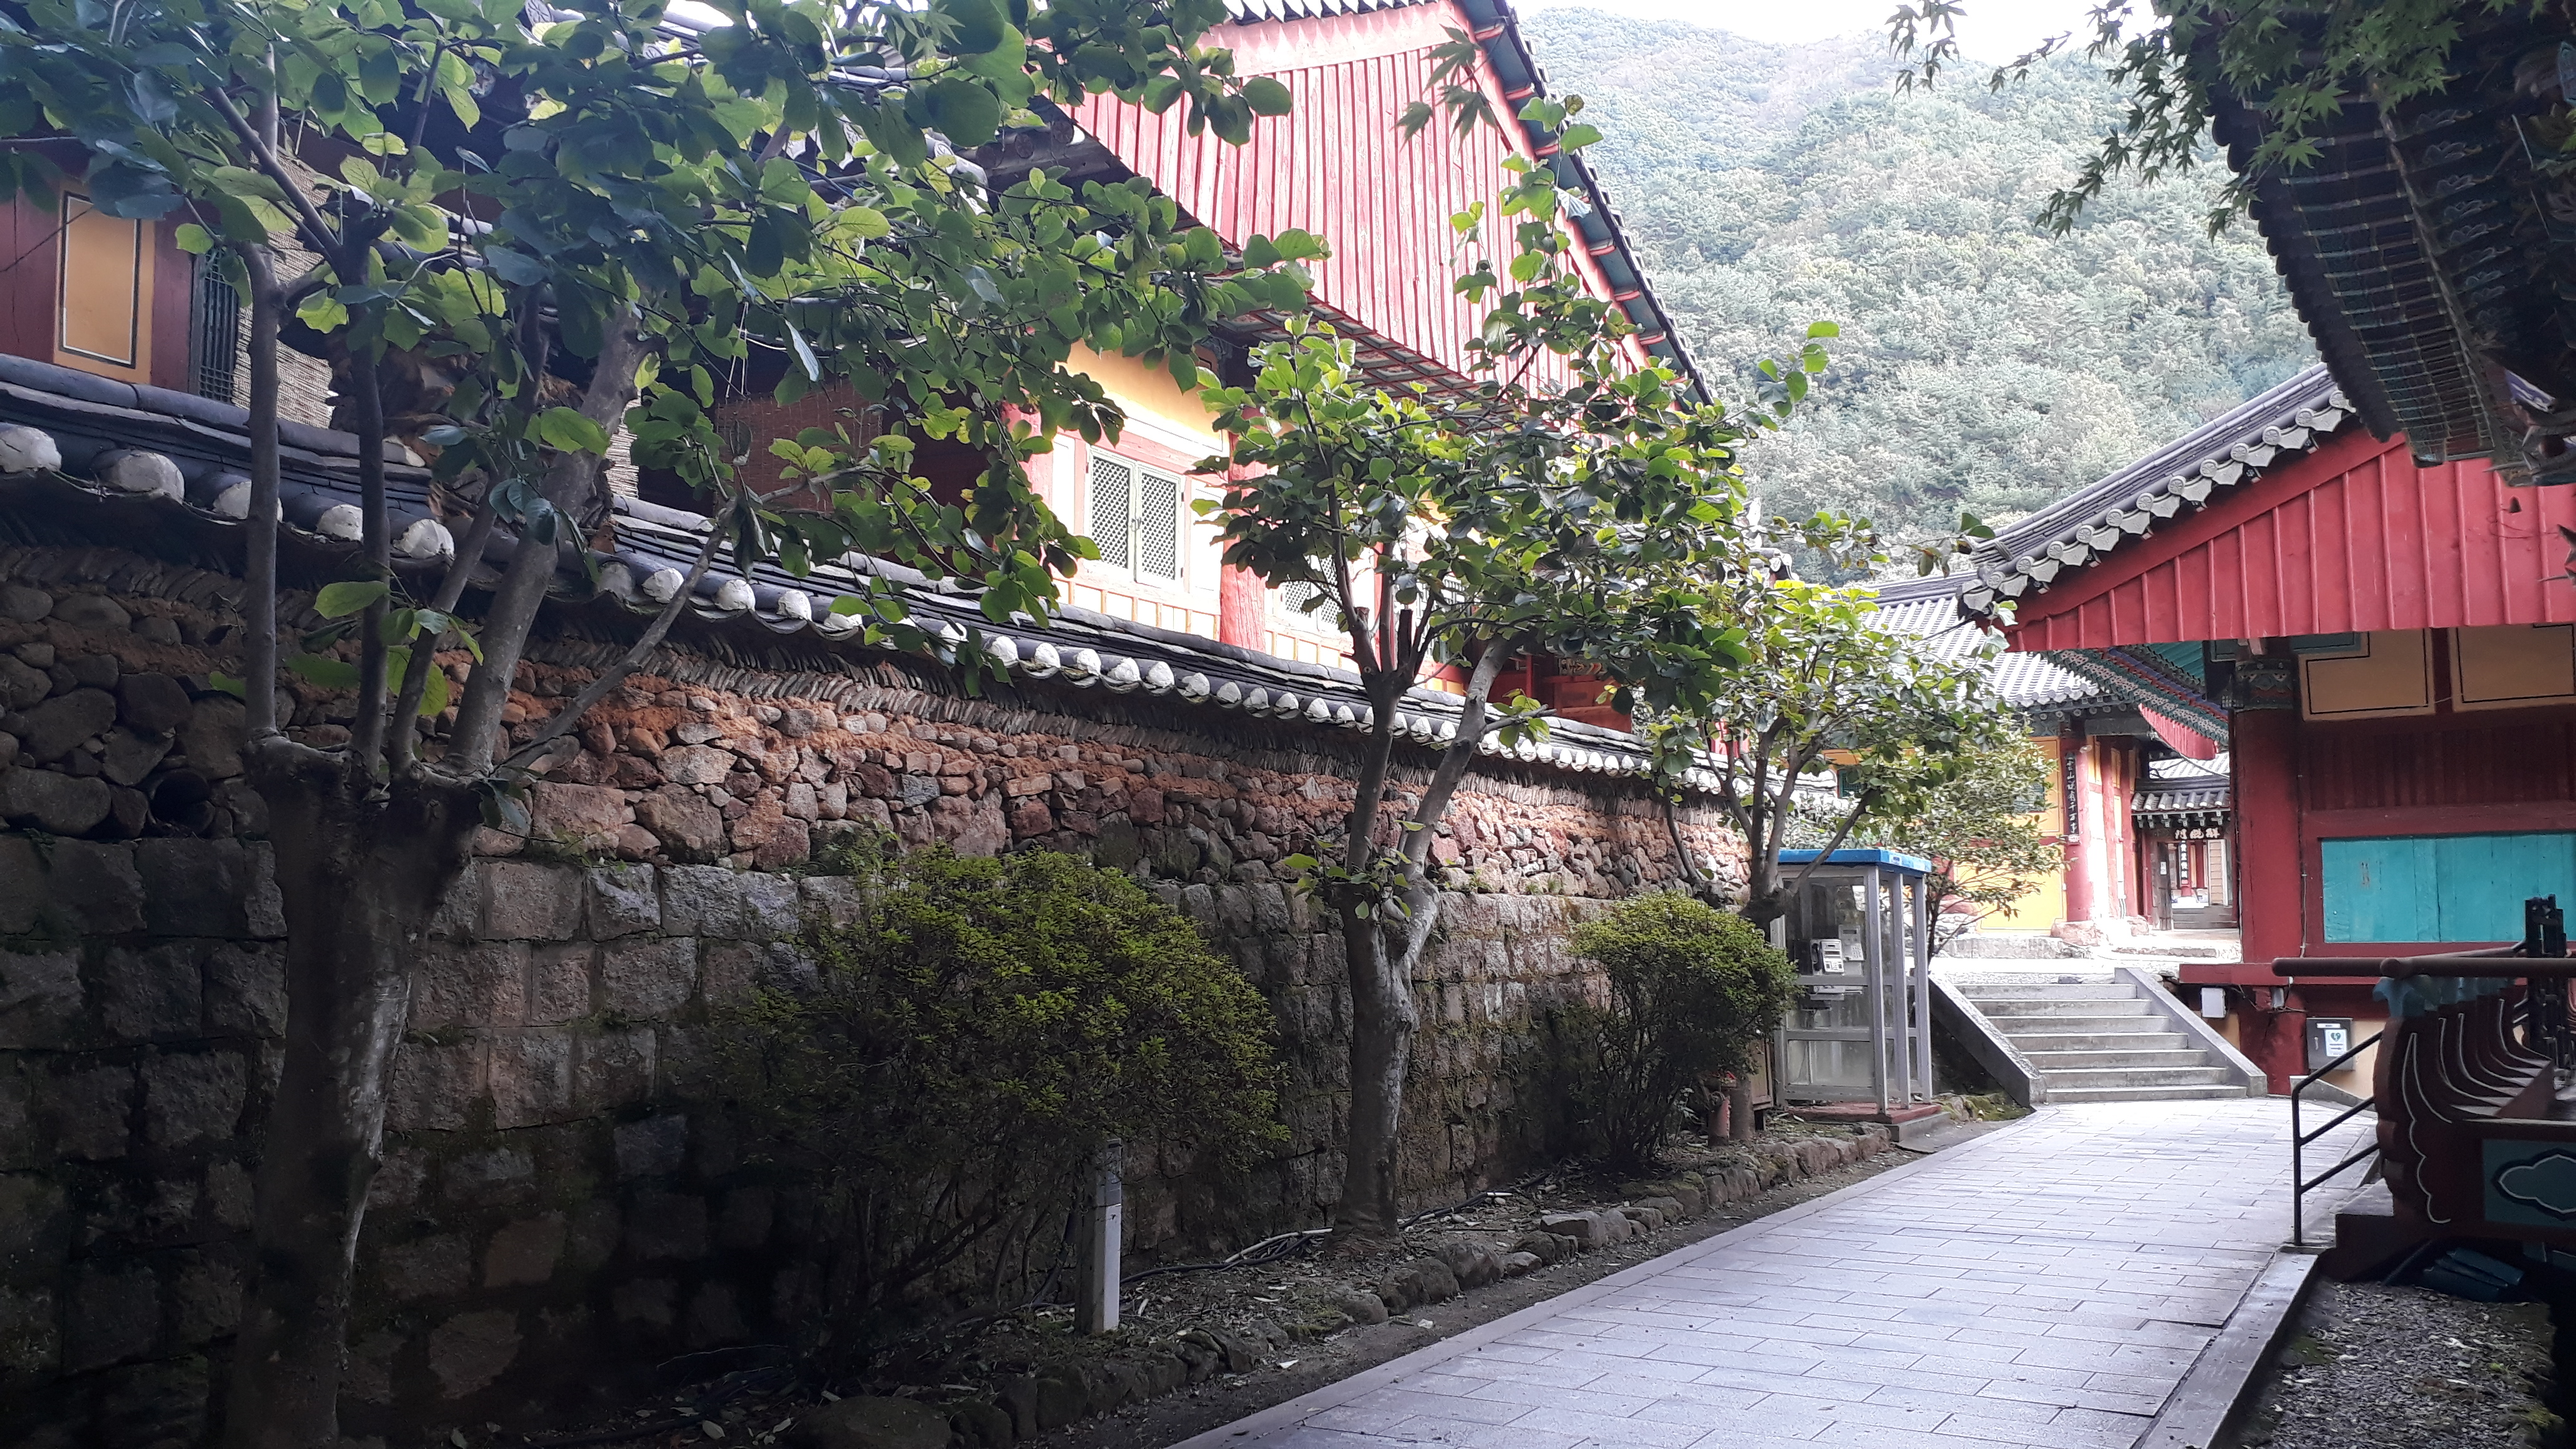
[1955,364,2355,620]
[1867,575,2115,715]
[2207,7,2574,475]
[0,353,1733,792]
[1450,0,1704,401]
[2050,647,2228,741]
[2133,783,2231,816]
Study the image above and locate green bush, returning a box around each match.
[1567,893,1797,1170]
[713,837,1284,1368]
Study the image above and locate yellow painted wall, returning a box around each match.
[1066,343,1226,457]
[1977,732,2069,934]
[1058,343,1351,662]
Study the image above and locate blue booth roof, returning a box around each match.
[1777,847,1934,877]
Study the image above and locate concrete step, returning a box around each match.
[1966,982,2137,1000]
[2039,1065,2239,1088]
[1985,1015,2177,1037]
[2047,1083,2254,1102]
[2021,1048,2215,1071]
[2000,1030,2195,1053]
[1968,985,2154,1010]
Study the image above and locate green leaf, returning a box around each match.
[934,0,1009,54]
[315,580,389,618]
[924,78,1003,147]
[389,205,448,250]
[1241,77,1293,117]
[534,407,611,454]
[419,663,451,717]
[173,223,213,255]
[205,670,246,700]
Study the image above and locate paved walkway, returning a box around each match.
[1178,1100,2371,1449]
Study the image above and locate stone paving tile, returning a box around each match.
[1173,1100,2373,1449]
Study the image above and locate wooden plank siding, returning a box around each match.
[2006,426,2576,651]
[1071,0,1650,391]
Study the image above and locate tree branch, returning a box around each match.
[1783,796,1870,900]
[388,499,499,773]
[239,242,284,741]
[1662,794,1714,902]
[202,82,341,261]
[500,521,725,773]
[446,318,650,774]
[347,353,394,775]
[1392,640,1513,970]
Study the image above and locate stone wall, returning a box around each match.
[0,547,1749,1445]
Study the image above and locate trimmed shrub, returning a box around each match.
[712,837,1283,1368]
[1568,893,1796,1170]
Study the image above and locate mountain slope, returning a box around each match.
[1523,12,2320,543]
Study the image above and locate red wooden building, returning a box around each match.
[1955,364,2576,1091]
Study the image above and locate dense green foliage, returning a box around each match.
[1519,14,2320,544]
[1859,733,2062,951]
[716,839,1283,1367]
[1564,894,1797,1170]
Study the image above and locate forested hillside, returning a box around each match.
[1520,12,2321,545]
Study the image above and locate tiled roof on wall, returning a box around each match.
[0,353,1729,790]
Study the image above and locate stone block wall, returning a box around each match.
[0,547,1750,1444]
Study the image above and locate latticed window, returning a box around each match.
[190,251,242,404]
[1274,576,1343,632]
[1086,451,1183,584]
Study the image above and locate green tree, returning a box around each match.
[1566,893,1796,1170]
[1636,559,2021,929]
[1518,12,2318,549]
[1888,0,2568,233]
[1860,731,2061,954]
[715,839,1283,1372]
[1193,57,1823,1233]
[1,2,1311,1443]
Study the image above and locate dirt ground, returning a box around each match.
[509,1118,1999,1449]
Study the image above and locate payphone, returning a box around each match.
[1775,848,1934,1114]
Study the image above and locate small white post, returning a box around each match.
[1078,1141,1124,1334]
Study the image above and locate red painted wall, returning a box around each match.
[2,186,197,394]
[2006,426,2576,651]
[1070,0,1647,389]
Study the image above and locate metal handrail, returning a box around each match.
[2290,1028,2383,1249]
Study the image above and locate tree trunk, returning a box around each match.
[223,753,479,1449]
[1332,648,1507,1236]
[1335,908,1415,1237]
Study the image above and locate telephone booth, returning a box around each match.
[1774,848,1935,1118]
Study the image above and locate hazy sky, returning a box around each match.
[1514,0,2113,61]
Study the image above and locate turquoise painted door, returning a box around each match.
[2321,832,2576,942]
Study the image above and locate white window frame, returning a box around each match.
[1086,448,1186,587]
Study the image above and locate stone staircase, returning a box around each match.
[1962,974,2255,1102]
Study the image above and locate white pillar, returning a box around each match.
[1078,1141,1124,1334]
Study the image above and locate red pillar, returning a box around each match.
[2233,706,2307,1090]
[2233,708,2304,966]
[1217,564,1264,650]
